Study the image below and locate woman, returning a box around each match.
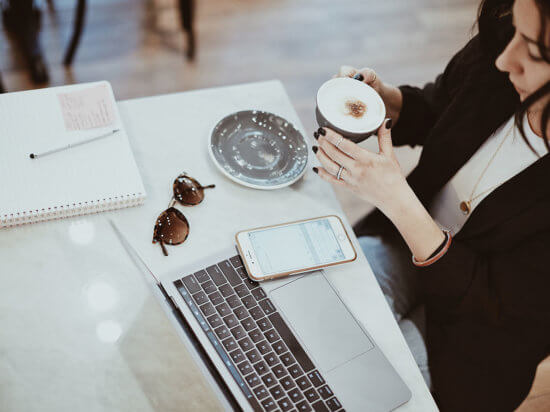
[312,0,550,410]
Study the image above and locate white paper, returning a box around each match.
[57,84,116,131]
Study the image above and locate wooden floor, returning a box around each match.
[1,0,548,409]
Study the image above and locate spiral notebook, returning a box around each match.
[0,81,146,228]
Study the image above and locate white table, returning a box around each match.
[0,80,437,412]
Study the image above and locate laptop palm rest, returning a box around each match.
[270,271,374,372]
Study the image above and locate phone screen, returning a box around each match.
[248,218,345,276]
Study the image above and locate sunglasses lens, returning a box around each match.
[173,175,204,206]
[153,207,189,255]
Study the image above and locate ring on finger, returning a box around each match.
[335,136,344,149]
[336,165,345,180]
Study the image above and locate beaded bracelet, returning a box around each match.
[412,229,452,267]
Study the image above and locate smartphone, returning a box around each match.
[235,215,357,281]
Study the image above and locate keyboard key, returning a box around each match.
[240,317,254,332]
[260,397,277,411]
[272,340,286,355]
[259,298,276,315]
[280,352,296,367]
[199,302,216,317]
[318,386,334,400]
[206,265,226,286]
[253,384,269,400]
[241,294,256,309]
[288,364,303,379]
[304,388,319,403]
[278,397,294,412]
[234,284,248,298]
[182,275,201,293]
[261,372,277,388]
[272,363,287,379]
[256,340,271,355]
[311,400,329,412]
[288,388,304,403]
[208,291,223,306]
[201,280,216,294]
[264,329,279,343]
[219,283,233,297]
[244,372,261,388]
[251,287,267,301]
[257,318,272,332]
[192,291,208,305]
[280,375,295,391]
[223,314,238,328]
[214,325,230,340]
[244,277,259,290]
[233,305,248,320]
[237,360,252,376]
[236,267,248,279]
[226,294,241,308]
[207,314,223,328]
[253,360,268,375]
[221,337,237,352]
[238,337,253,351]
[230,255,243,268]
[296,400,313,411]
[269,384,284,400]
[264,352,278,367]
[216,302,231,317]
[194,270,210,283]
[229,349,245,364]
[307,370,326,388]
[246,349,261,363]
[326,397,342,411]
[249,306,264,320]
[269,312,316,373]
[249,328,263,343]
[297,375,312,391]
[218,260,242,286]
[230,325,246,340]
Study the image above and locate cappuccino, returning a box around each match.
[316,77,385,142]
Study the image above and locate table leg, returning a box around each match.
[63,0,87,66]
[1,0,49,83]
[178,0,195,60]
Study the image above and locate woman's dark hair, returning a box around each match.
[477,0,550,155]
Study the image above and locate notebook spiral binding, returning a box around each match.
[1,192,146,228]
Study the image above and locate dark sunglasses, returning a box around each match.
[153,173,215,256]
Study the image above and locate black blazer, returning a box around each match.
[353,31,550,411]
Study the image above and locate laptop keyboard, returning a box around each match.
[174,255,344,412]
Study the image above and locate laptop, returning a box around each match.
[161,247,412,411]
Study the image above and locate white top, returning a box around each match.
[429,115,548,235]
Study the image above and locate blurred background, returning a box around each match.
[1,1,549,409]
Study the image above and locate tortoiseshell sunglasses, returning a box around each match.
[153,173,215,256]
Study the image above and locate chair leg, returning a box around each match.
[0,71,5,93]
[178,0,195,60]
[63,0,87,66]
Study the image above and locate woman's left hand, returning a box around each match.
[313,119,409,214]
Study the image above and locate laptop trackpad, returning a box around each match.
[270,272,374,372]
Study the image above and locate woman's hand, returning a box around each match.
[313,120,408,215]
[334,66,403,123]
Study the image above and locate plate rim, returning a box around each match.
[208,110,309,190]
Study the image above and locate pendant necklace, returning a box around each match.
[459,124,514,215]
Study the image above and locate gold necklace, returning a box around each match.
[459,124,514,215]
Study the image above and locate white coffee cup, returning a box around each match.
[316,77,386,143]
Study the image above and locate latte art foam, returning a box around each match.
[317,78,385,135]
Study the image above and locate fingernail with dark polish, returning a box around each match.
[353,73,364,81]
[385,118,393,129]
[313,131,319,140]
[312,146,318,154]
[312,167,318,174]
[318,127,326,136]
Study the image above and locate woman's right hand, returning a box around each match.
[334,66,403,124]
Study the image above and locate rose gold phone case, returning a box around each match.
[235,215,357,281]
